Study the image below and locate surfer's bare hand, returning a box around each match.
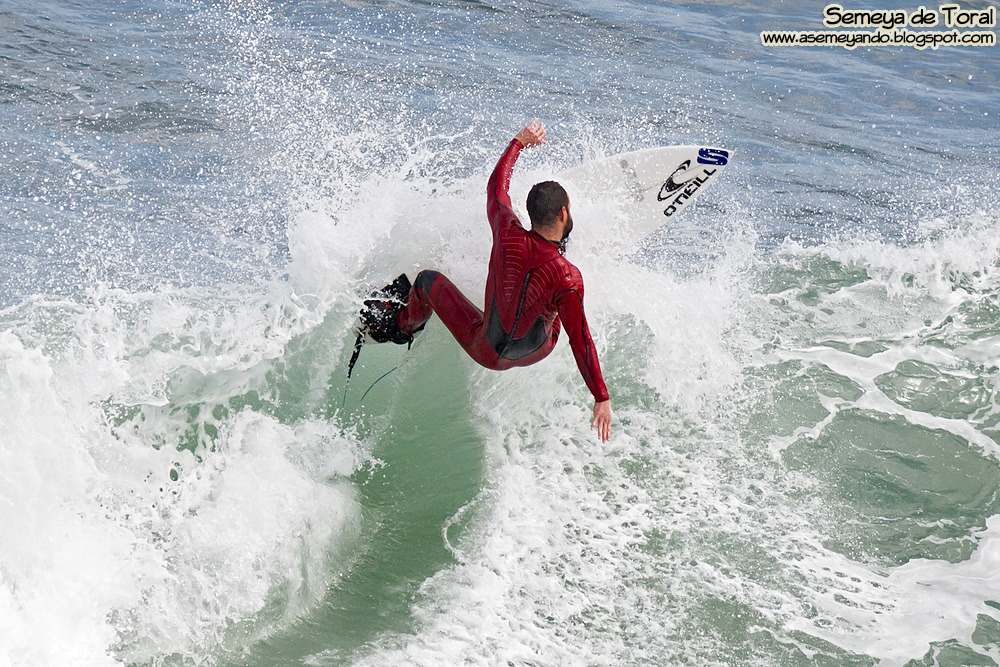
[515,118,547,148]
[592,400,611,442]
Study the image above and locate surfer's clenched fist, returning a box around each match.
[515,118,547,148]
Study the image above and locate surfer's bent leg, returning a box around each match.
[398,270,486,346]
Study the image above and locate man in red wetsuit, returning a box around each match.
[360,119,612,441]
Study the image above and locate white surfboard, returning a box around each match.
[557,145,732,253]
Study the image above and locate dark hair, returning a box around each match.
[526,181,569,228]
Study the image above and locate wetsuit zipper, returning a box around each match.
[498,270,533,358]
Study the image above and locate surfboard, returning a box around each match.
[557,145,732,254]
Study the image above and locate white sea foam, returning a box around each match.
[750,211,1000,663]
[779,515,1000,666]
[0,281,366,666]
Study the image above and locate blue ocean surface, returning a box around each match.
[1,0,998,665]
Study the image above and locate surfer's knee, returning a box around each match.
[414,269,442,293]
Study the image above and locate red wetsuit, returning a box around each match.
[397,138,609,403]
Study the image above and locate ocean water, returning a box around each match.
[1,0,999,665]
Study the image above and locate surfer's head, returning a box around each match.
[527,181,573,242]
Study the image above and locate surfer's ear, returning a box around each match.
[557,206,569,225]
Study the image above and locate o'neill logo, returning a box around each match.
[657,160,695,200]
[660,147,729,218]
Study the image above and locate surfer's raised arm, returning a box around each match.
[487,119,547,233]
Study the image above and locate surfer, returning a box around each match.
[358,119,612,441]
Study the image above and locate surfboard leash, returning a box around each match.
[342,332,365,411]
[359,366,399,403]
[342,332,401,410]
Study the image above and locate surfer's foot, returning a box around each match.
[357,274,423,345]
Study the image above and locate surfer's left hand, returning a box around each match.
[592,400,611,442]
